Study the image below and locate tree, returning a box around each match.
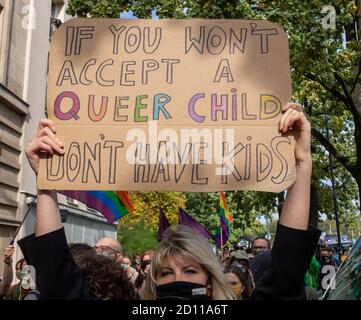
[184,191,266,246]
[66,0,130,18]
[120,191,186,230]
[66,0,361,229]
[318,218,361,236]
[118,219,158,257]
[253,0,361,211]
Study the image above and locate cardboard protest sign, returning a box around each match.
[38,18,295,192]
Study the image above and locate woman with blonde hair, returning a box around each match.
[142,102,321,300]
[142,225,235,300]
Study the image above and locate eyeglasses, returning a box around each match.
[94,245,122,261]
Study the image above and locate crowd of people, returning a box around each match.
[0,102,333,300]
[0,231,351,300]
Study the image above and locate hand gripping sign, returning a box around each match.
[38,19,295,192]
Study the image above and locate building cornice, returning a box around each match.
[0,83,29,115]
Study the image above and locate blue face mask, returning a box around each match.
[155,281,209,300]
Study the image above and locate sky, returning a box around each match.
[120,10,158,19]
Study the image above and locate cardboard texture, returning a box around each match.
[38,18,295,192]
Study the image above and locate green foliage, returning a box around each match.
[118,219,158,256]
[66,0,130,18]
[184,192,266,246]
[120,192,186,230]
[318,218,361,237]
[66,0,361,234]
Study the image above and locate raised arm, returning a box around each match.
[21,120,92,300]
[278,103,312,231]
[0,245,14,297]
[25,119,65,236]
[252,104,320,300]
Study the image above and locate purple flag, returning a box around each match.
[214,215,229,247]
[157,208,170,242]
[178,208,211,240]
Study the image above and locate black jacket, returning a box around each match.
[18,229,95,300]
[253,224,321,299]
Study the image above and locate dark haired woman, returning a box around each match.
[135,260,151,296]
[224,265,254,300]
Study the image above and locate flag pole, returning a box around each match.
[10,195,37,244]
[220,220,224,261]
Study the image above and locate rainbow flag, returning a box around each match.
[214,192,233,246]
[59,190,134,224]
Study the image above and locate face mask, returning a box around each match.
[321,256,330,263]
[253,249,263,256]
[135,259,140,264]
[231,284,242,298]
[16,270,23,281]
[156,281,209,300]
[121,263,129,270]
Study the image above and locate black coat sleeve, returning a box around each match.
[253,223,321,300]
[18,228,94,300]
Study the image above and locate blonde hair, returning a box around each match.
[142,225,235,300]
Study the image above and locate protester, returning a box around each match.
[222,248,231,261]
[228,250,249,268]
[340,247,350,263]
[252,237,271,256]
[141,250,154,263]
[16,121,136,299]
[249,250,272,287]
[134,260,151,294]
[227,250,255,291]
[224,264,254,300]
[4,258,26,300]
[122,254,139,284]
[18,225,135,299]
[244,102,321,299]
[0,244,14,298]
[142,225,236,300]
[317,245,339,292]
[319,245,339,269]
[133,253,142,271]
[20,102,320,300]
[72,249,135,299]
[249,236,272,285]
[94,237,123,264]
[68,243,92,257]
